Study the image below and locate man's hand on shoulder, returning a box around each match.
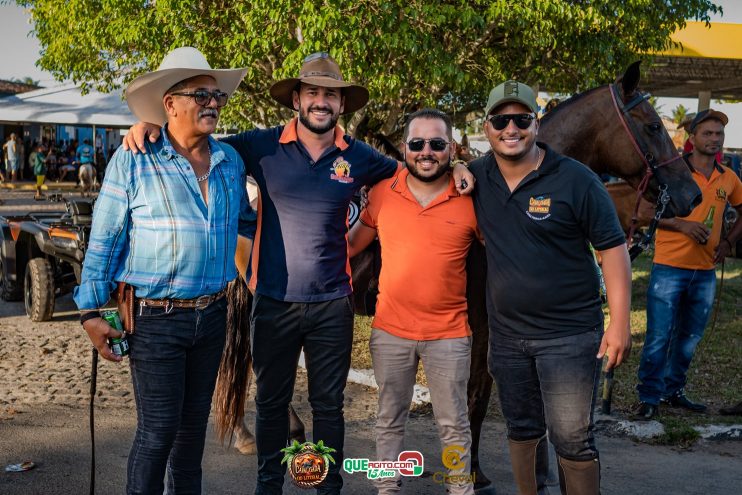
[82,317,124,363]
[122,122,161,154]
[452,160,475,195]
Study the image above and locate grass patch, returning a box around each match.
[350,252,742,437]
[651,417,701,448]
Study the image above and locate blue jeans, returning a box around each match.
[488,328,602,461]
[637,263,716,405]
[251,294,354,495]
[126,298,227,495]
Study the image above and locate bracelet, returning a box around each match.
[80,311,102,325]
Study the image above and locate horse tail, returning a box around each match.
[213,275,253,444]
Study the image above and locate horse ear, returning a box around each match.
[621,61,642,97]
[461,134,469,147]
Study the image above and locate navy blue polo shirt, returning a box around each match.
[223,118,398,302]
[469,143,625,339]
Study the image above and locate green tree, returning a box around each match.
[16,0,720,140]
[10,76,39,86]
[672,104,691,125]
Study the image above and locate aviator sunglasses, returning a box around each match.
[488,113,536,131]
[406,138,450,152]
[170,90,230,108]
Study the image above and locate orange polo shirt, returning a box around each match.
[654,162,742,270]
[359,168,479,341]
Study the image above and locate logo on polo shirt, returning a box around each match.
[330,156,354,183]
[526,195,551,221]
[716,188,727,201]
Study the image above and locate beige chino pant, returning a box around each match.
[370,328,474,495]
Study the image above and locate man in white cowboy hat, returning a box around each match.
[124,50,474,495]
[74,46,256,494]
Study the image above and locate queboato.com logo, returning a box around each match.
[343,451,424,480]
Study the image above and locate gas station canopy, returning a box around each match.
[645,21,742,100]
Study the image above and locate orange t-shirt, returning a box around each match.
[654,163,742,270]
[359,168,479,341]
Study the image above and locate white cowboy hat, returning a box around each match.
[125,47,247,125]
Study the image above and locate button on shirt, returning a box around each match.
[74,128,257,310]
[223,118,398,302]
[468,143,625,339]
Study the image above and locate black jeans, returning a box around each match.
[488,328,603,462]
[251,294,354,495]
[126,298,227,495]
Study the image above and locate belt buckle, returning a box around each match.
[194,294,211,310]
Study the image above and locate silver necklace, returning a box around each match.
[196,146,211,183]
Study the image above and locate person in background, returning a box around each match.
[635,109,742,420]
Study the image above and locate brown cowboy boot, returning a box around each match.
[508,435,550,495]
[557,457,600,495]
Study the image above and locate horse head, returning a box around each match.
[540,61,701,218]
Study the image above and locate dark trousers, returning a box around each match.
[251,294,354,495]
[126,298,227,495]
[488,328,602,462]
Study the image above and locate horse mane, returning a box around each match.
[539,85,606,125]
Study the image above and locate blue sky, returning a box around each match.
[2,1,742,146]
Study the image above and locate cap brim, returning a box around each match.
[486,97,538,117]
[269,77,369,114]
[125,66,248,126]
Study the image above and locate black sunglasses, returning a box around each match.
[488,113,536,131]
[170,90,229,108]
[406,138,450,152]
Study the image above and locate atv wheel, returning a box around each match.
[0,254,23,301]
[24,258,55,321]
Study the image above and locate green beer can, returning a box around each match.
[102,309,129,357]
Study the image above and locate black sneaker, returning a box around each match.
[665,390,707,412]
[632,402,659,420]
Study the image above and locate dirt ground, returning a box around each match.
[2,189,741,494]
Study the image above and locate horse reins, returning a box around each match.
[607,84,681,260]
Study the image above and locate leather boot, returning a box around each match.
[557,457,600,495]
[508,436,550,495]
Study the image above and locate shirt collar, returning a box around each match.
[390,167,459,203]
[683,153,725,178]
[278,117,349,151]
[157,123,228,165]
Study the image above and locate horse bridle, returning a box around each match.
[608,83,676,260]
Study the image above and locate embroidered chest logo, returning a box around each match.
[526,195,552,221]
[330,157,354,184]
[716,188,727,201]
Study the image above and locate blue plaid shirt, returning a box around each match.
[73,128,256,310]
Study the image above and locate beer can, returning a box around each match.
[102,309,129,357]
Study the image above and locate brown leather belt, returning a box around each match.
[139,288,227,311]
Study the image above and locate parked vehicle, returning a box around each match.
[0,197,93,321]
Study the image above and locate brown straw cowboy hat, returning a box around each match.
[126,47,247,125]
[269,52,369,114]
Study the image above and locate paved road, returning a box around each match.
[2,189,741,494]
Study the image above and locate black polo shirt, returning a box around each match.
[469,143,625,339]
[223,118,398,302]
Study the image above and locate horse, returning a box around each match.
[213,61,702,494]
[605,181,655,235]
[78,163,98,197]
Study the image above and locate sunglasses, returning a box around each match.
[488,113,536,131]
[170,90,229,108]
[406,138,450,152]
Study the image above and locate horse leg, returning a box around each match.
[466,243,497,494]
[233,415,257,455]
[288,403,307,443]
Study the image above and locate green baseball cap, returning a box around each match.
[485,80,538,116]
